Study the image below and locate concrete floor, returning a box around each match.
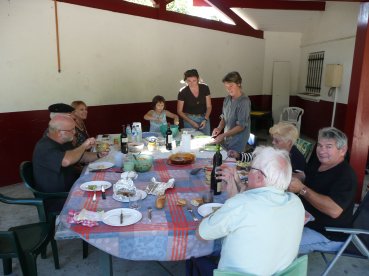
[1,183,369,276]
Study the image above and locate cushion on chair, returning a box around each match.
[295,138,314,161]
[274,255,308,276]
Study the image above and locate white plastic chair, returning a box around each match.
[279,107,304,133]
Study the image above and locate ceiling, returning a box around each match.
[232,8,323,32]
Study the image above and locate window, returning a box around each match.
[305,51,325,95]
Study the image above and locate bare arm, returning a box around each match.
[212,118,225,137]
[143,110,157,121]
[62,138,95,167]
[213,125,245,145]
[198,95,212,130]
[288,178,343,218]
[165,110,179,125]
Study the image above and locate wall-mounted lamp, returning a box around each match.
[325,64,343,127]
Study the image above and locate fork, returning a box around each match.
[187,207,199,221]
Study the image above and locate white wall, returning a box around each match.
[0,0,265,113]
[298,2,360,104]
[262,32,302,95]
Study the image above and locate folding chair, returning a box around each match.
[295,138,314,161]
[317,192,369,276]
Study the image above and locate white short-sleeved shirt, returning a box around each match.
[199,187,305,275]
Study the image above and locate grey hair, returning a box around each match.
[318,127,347,149]
[251,146,292,191]
[48,115,74,133]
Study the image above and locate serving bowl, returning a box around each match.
[128,142,144,153]
[134,154,153,172]
[160,124,179,138]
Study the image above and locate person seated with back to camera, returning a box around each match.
[288,127,357,254]
[144,95,179,132]
[33,115,109,212]
[227,122,306,180]
[197,146,305,275]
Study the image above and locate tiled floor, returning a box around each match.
[1,182,369,276]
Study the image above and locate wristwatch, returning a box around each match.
[299,186,308,196]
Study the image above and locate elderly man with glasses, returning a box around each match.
[197,146,305,275]
[32,115,108,212]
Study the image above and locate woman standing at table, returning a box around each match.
[212,71,251,152]
[71,100,89,147]
[177,69,212,135]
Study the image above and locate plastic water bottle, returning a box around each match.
[126,125,132,142]
[131,125,137,143]
[136,126,142,143]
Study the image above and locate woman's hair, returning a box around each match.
[251,146,292,191]
[183,69,199,81]
[151,95,166,109]
[269,122,299,144]
[318,127,347,149]
[222,71,242,85]
[71,100,87,109]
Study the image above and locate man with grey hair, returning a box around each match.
[197,146,305,275]
[33,115,108,212]
[289,127,357,254]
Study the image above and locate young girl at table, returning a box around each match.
[144,95,179,132]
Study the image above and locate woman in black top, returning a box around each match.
[177,69,212,135]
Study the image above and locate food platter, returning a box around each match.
[197,203,223,217]
[167,152,196,166]
[88,162,114,171]
[80,181,112,191]
[112,189,147,203]
[102,208,142,227]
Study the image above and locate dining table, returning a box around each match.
[56,133,229,275]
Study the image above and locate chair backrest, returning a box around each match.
[213,255,308,276]
[295,138,314,161]
[274,255,308,276]
[347,191,369,254]
[279,107,304,133]
[20,161,40,196]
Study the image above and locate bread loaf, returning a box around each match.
[155,195,166,209]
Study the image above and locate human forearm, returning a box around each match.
[62,145,88,167]
[300,186,343,218]
[223,125,244,138]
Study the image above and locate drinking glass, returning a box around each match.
[203,190,214,203]
[129,192,141,210]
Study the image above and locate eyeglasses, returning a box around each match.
[59,128,75,133]
[250,167,267,178]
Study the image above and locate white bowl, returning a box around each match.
[128,142,144,153]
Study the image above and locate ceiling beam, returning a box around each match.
[58,0,263,38]
[223,0,326,11]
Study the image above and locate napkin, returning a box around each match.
[120,171,138,179]
[67,209,104,227]
[146,177,175,196]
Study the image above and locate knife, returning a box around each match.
[148,207,152,222]
[101,185,106,200]
[120,210,124,224]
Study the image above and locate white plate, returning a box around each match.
[197,203,224,217]
[102,208,142,227]
[80,181,112,192]
[112,189,147,203]
[88,162,114,171]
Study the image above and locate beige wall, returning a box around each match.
[0,0,265,113]
[298,2,360,104]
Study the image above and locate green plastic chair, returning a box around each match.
[0,193,59,276]
[295,138,314,161]
[20,161,89,259]
[213,255,308,276]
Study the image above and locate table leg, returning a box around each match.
[99,250,112,276]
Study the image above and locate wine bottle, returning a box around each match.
[165,123,172,150]
[121,124,128,154]
[210,144,222,195]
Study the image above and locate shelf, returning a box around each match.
[297,93,320,102]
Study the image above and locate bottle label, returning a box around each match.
[121,138,128,143]
[167,135,172,143]
[217,182,222,193]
